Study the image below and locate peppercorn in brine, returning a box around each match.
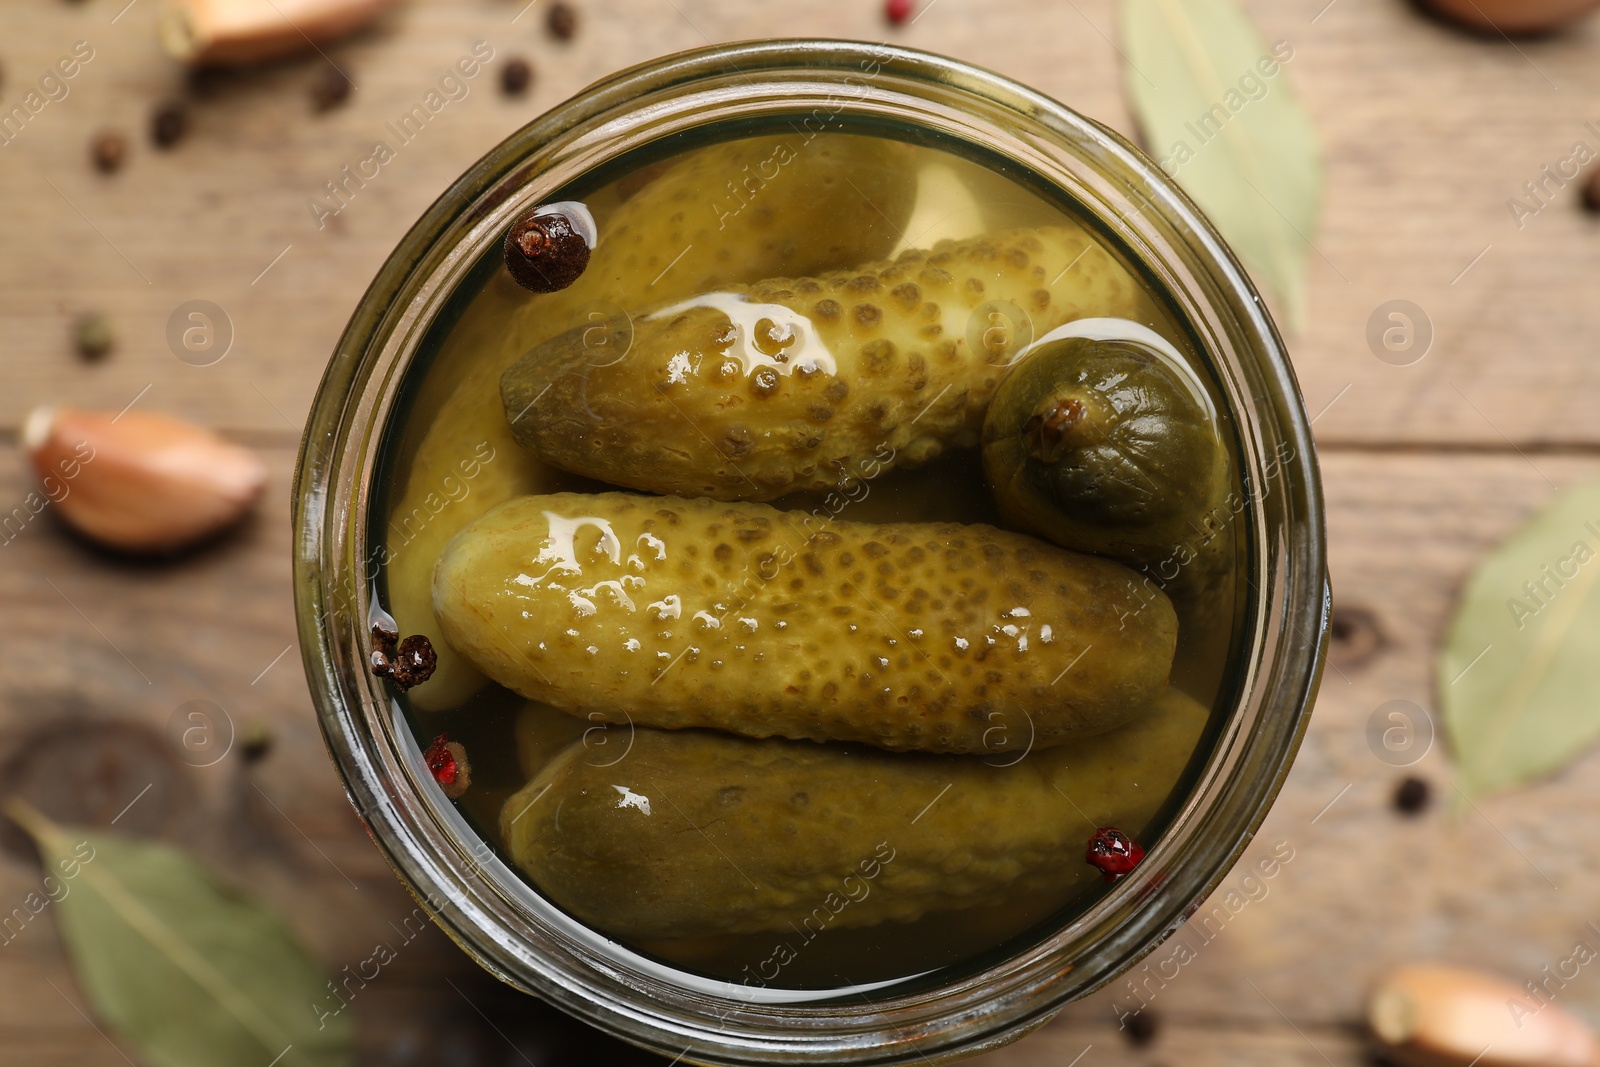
[367,131,1244,990]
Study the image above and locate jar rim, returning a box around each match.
[292,37,1327,1066]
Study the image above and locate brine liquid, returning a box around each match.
[371,129,1243,993]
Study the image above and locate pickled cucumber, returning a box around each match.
[433,492,1176,754]
[515,702,590,777]
[985,326,1235,694]
[386,135,916,710]
[498,687,1209,940]
[981,322,1236,654]
[501,225,1152,502]
[981,323,1229,568]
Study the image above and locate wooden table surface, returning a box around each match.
[6,0,1600,1063]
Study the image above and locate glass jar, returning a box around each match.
[293,38,1327,1066]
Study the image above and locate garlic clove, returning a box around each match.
[159,0,397,67]
[24,406,267,554]
[1417,0,1600,34]
[1369,964,1600,1067]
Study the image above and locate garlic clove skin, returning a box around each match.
[24,406,267,554]
[159,0,397,67]
[1417,0,1600,34]
[1369,964,1600,1067]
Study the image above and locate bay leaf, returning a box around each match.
[1119,0,1323,331]
[1439,481,1600,801]
[6,801,352,1067]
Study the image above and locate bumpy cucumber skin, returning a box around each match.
[503,226,1151,501]
[386,135,915,711]
[433,492,1176,754]
[499,688,1208,940]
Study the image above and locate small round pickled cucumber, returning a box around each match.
[501,225,1152,502]
[386,135,917,711]
[433,492,1176,754]
[499,687,1209,940]
[981,325,1228,568]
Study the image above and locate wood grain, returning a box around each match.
[989,452,1600,1066]
[6,0,1600,443]
[5,0,1600,1063]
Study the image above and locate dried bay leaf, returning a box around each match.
[6,801,351,1067]
[1440,482,1600,801]
[1120,0,1323,330]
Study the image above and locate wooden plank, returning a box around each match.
[0,438,669,1061]
[981,448,1600,1065]
[8,0,1600,1061]
[5,440,1600,1061]
[971,1018,1370,1067]
[0,438,444,961]
[4,0,1600,444]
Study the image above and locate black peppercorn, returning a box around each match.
[1327,604,1385,670]
[90,130,127,174]
[501,57,533,96]
[1583,167,1600,213]
[1122,1008,1159,1047]
[74,312,114,361]
[372,621,398,653]
[390,635,438,691]
[546,1,578,40]
[1394,776,1431,815]
[150,102,188,149]
[371,621,399,678]
[310,66,353,112]
[371,623,436,690]
[238,721,275,764]
[185,65,231,99]
[504,209,591,292]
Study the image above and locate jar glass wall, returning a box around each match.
[292,39,1327,1066]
